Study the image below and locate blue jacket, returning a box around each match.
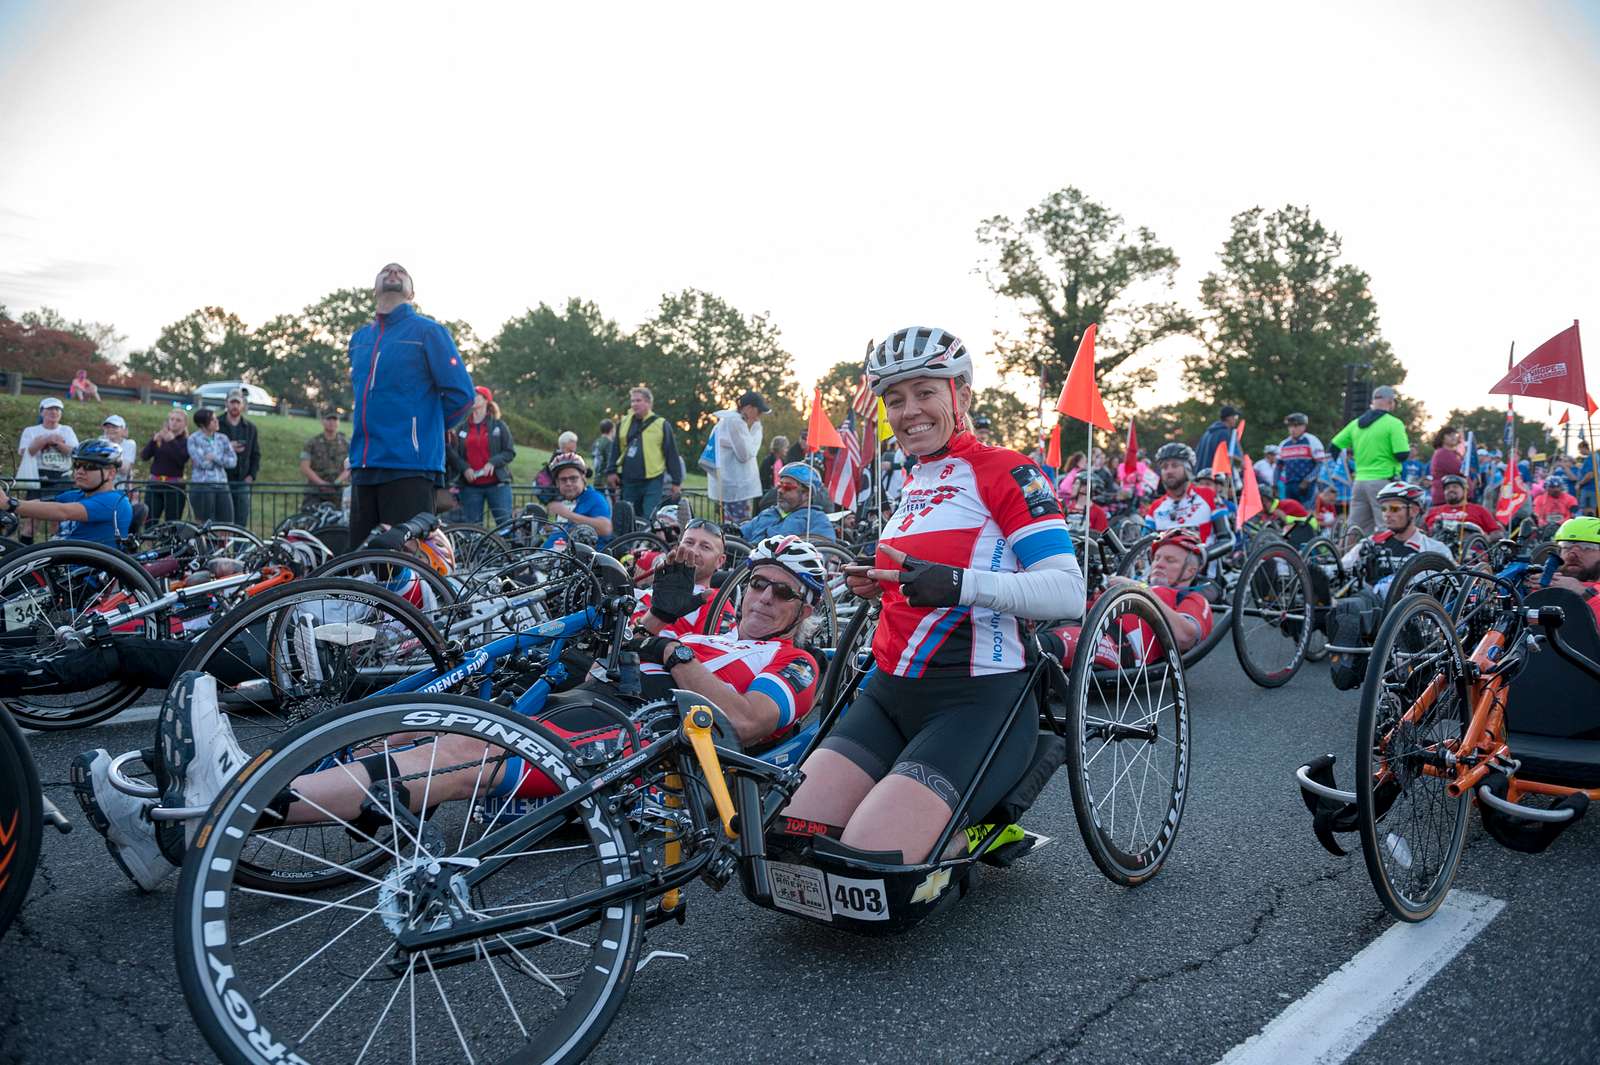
[348,302,475,473]
[740,504,837,542]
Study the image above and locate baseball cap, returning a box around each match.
[38,396,63,410]
[319,406,340,419]
[737,390,770,413]
[101,414,126,429]
[475,385,494,403]
[1264,443,1279,453]
[227,389,247,402]
[1219,404,1240,419]
[1372,385,1397,400]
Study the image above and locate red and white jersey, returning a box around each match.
[1424,502,1501,534]
[872,432,1075,678]
[1053,586,1212,668]
[630,583,735,636]
[639,631,818,731]
[1143,485,1221,541]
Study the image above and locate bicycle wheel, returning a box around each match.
[175,694,644,1065]
[1355,594,1471,922]
[818,600,876,718]
[443,522,512,573]
[0,541,161,729]
[1382,551,1456,614]
[1231,541,1313,687]
[0,705,43,941]
[311,549,458,622]
[1064,587,1191,886]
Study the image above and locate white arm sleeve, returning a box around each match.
[958,552,1086,622]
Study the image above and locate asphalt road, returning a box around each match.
[3,652,1597,1065]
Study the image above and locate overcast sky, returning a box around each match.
[2,0,1597,435]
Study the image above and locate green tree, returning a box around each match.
[972,388,1036,451]
[16,306,126,359]
[1437,406,1559,460]
[1185,205,1411,444]
[131,306,258,389]
[977,186,1195,409]
[815,357,869,420]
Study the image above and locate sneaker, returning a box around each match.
[159,671,249,843]
[70,749,176,892]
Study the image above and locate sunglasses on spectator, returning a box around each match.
[685,518,724,538]
[748,575,805,602]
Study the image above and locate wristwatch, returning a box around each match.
[667,643,696,668]
[5,497,19,513]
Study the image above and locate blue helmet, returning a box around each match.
[1545,475,1567,493]
[777,461,824,496]
[71,439,122,469]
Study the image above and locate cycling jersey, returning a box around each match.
[1534,491,1578,524]
[1275,433,1327,490]
[872,431,1074,678]
[1423,502,1501,534]
[637,631,817,731]
[1142,485,1221,541]
[1051,586,1213,668]
[630,583,735,637]
[1340,528,1450,571]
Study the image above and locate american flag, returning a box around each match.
[827,412,863,510]
[850,372,874,419]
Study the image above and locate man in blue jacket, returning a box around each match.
[347,263,476,546]
[741,461,836,541]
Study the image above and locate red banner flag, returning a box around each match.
[1046,422,1062,470]
[1055,324,1113,431]
[1122,418,1139,476]
[1488,322,1587,407]
[1237,454,1264,524]
[806,387,843,450]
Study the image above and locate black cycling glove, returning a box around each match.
[648,561,702,622]
[622,634,679,666]
[896,553,965,608]
[368,526,407,552]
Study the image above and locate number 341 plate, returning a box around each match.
[768,861,888,922]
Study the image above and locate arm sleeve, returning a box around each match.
[609,418,627,477]
[140,437,157,461]
[660,421,682,484]
[425,323,475,426]
[218,437,237,469]
[726,418,754,463]
[960,552,1086,621]
[187,435,207,470]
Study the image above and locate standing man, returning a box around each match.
[346,262,475,546]
[1275,412,1327,509]
[217,389,260,527]
[1575,440,1596,515]
[607,386,682,520]
[1253,444,1279,495]
[709,390,767,525]
[591,418,617,487]
[1194,404,1240,473]
[300,408,349,508]
[1330,384,1410,536]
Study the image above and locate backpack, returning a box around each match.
[699,423,719,472]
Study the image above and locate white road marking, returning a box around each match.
[1214,890,1506,1065]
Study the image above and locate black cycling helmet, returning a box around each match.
[71,439,122,469]
[1439,473,1468,490]
[1154,442,1196,472]
[547,453,589,479]
[1284,412,1309,426]
[973,415,992,430]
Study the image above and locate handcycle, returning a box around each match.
[169,579,1192,1064]
[1295,566,1600,921]
[0,702,74,942]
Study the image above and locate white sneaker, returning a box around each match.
[290,609,326,686]
[159,671,249,843]
[70,748,175,892]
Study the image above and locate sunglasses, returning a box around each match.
[685,518,724,537]
[748,574,806,602]
[1379,503,1410,514]
[72,462,109,473]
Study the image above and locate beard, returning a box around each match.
[1559,556,1600,583]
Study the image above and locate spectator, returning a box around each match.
[1087,446,1117,502]
[140,408,190,523]
[741,461,836,541]
[446,385,516,528]
[784,433,806,466]
[1275,412,1327,509]
[187,408,236,523]
[973,414,994,445]
[591,419,617,485]
[1254,444,1279,493]
[346,262,475,547]
[1065,475,1109,533]
[299,408,350,509]
[1194,404,1240,473]
[98,414,136,491]
[15,396,79,542]
[607,386,682,520]
[1576,440,1596,514]
[1401,443,1426,485]
[762,435,789,494]
[1330,384,1409,535]
[1428,426,1463,506]
[217,389,261,526]
[708,390,767,525]
[69,368,100,403]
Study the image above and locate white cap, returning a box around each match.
[102,414,126,428]
[38,396,63,410]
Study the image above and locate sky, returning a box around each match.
[2,0,1598,436]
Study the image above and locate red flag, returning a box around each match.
[1234,418,1246,456]
[1589,391,1598,416]
[1046,422,1061,469]
[1121,418,1139,476]
[806,387,843,450]
[1055,324,1113,431]
[1496,456,1526,525]
[1237,454,1264,523]
[1559,409,1570,426]
[1210,440,1232,478]
[850,372,874,419]
[1488,322,1587,407]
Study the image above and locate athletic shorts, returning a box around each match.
[819,669,1037,827]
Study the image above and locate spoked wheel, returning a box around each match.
[1299,536,1344,662]
[200,523,265,561]
[1063,587,1191,886]
[444,522,513,573]
[311,549,458,630]
[175,694,644,1065]
[818,600,877,717]
[0,706,43,941]
[1457,533,1491,571]
[1355,594,1472,922]
[603,531,667,566]
[1231,541,1313,687]
[0,542,162,729]
[1382,552,1458,614]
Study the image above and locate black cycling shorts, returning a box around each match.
[819,669,1038,827]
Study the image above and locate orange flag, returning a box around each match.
[1589,391,1599,416]
[1210,440,1232,478]
[1559,409,1570,426]
[1238,454,1264,523]
[1055,324,1113,431]
[1046,422,1062,469]
[805,387,843,450]
[1235,418,1246,453]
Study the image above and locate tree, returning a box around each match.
[16,306,126,359]
[1185,205,1410,444]
[815,358,868,420]
[972,388,1036,451]
[977,186,1195,410]
[132,306,258,388]
[1437,406,1560,460]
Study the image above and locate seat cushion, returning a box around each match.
[1504,731,1600,789]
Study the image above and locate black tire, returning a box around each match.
[0,705,42,941]
[310,548,458,616]
[1457,532,1491,570]
[818,600,876,720]
[1382,551,1457,614]
[444,521,513,573]
[177,577,449,892]
[175,695,644,1065]
[1063,587,1190,886]
[0,541,162,729]
[1231,541,1313,688]
[603,531,667,567]
[1299,536,1344,662]
[1355,594,1471,921]
[200,523,264,559]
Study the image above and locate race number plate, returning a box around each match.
[826,873,889,922]
[769,861,831,922]
[3,592,48,632]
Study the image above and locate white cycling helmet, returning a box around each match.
[746,535,828,603]
[866,326,973,396]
